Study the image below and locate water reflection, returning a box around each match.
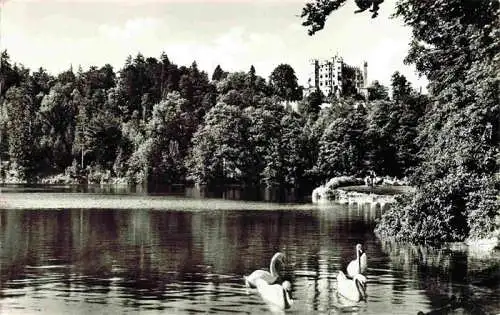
[0,183,307,203]
[380,240,500,314]
[0,200,498,314]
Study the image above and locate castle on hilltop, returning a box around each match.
[304,54,368,99]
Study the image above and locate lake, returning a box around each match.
[0,186,499,314]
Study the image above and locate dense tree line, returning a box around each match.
[301,0,499,244]
[0,49,428,197]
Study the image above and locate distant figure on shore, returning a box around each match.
[364,170,376,187]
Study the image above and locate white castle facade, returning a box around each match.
[304,54,368,99]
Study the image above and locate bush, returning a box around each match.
[65,159,84,181]
[465,180,499,240]
[86,164,112,184]
[375,170,498,245]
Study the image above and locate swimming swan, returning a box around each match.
[255,278,294,310]
[337,271,367,302]
[347,244,367,277]
[245,252,285,288]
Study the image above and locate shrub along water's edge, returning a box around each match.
[311,176,364,203]
[374,173,499,250]
[311,175,410,204]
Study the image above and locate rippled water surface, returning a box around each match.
[0,189,498,314]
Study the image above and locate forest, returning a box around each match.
[0,50,424,190]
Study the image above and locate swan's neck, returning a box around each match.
[270,256,280,277]
[355,278,366,300]
[357,249,361,271]
[283,289,293,309]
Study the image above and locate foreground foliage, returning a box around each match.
[302,0,499,244]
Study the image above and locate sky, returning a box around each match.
[1,0,428,90]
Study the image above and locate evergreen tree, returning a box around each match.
[5,86,36,180]
[390,71,413,103]
[269,64,302,102]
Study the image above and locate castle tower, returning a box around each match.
[360,61,369,99]
[363,61,368,88]
[304,59,319,97]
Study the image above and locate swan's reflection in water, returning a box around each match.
[0,199,498,314]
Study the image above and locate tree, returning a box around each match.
[146,92,190,184]
[300,0,499,243]
[72,84,121,170]
[0,51,22,97]
[245,102,285,186]
[245,99,308,189]
[30,67,54,103]
[367,80,389,101]
[269,64,302,102]
[115,53,150,120]
[212,65,227,81]
[57,66,76,87]
[178,62,216,119]
[4,86,36,180]
[364,97,424,177]
[390,71,413,103]
[187,97,309,192]
[393,0,499,180]
[126,91,206,185]
[364,100,398,175]
[247,65,257,88]
[316,101,367,179]
[38,82,77,170]
[300,0,386,35]
[279,112,308,188]
[216,72,270,108]
[186,102,251,186]
[299,88,323,118]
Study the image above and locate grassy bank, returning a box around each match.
[340,185,414,196]
[0,192,313,211]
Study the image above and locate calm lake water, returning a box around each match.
[0,186,499,314]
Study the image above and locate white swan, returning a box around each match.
[337,271,367,302]
[245,252,285,287]
[347,244,367,277]
[255,278,294,310]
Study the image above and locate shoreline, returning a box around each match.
[312,175,412,206]
[0,191,317,211]
[0,174,130,186]
[312,176,499,256]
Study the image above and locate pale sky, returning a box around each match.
[1,0,428,90]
